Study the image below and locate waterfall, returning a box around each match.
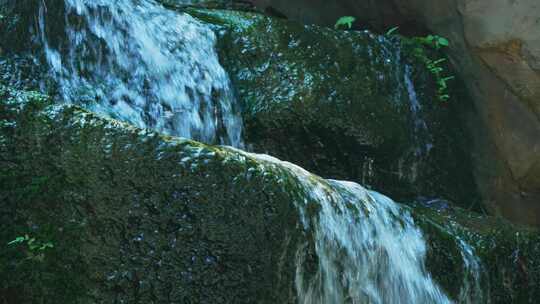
[295,182,451,304]
[234,150,484,304]
[37,0,243,147]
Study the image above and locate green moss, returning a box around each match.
[186,7,262,29]
[0,86,90,303]
[187,8,479,208]
[0,0,41,52]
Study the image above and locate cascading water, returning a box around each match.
[234,150,484,304]
[37,0,243,147]
[295,182,451,304]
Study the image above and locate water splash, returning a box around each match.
[38,0,243,147]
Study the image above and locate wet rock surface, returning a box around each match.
[412,203,540,303]
[186,9,478,208]
[0,86,305,303]
[0,86,539,303]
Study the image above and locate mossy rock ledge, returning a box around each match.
[0,86,307,303]
[411,203,540,303]
[1,85,540,303]
[159,0,254,10]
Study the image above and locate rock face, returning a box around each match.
[249,0,540,225]
[0,0,40,52]
[186,8,478,208]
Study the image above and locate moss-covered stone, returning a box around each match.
[2,4,538,303]
[0,85,310,303]
[186,9,479,209]
[1,84,539,303]
[0,1,479,209]
[411,203,540,303]
[0,0,33,52]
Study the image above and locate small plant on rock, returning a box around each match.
[335,16,356,30]
[426,59,455,101]
[386,27,455,102]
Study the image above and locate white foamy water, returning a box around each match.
[38,0,243,146]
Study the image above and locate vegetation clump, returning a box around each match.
[386,28,455,102]
[334,16,456,102]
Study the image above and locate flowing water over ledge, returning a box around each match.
[28,1,486,302]
[6,79,536,302]
[231,149,484,304]
[37,0,243,147]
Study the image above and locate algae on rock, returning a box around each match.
[1,0,479,208]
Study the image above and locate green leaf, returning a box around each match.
[385,26,399,36]
[39,242,54,251]
[443,76,455,81]
[335,16,356,30]
[8,237,26,245]
[432,58,447,65]
[437,37,449,47]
